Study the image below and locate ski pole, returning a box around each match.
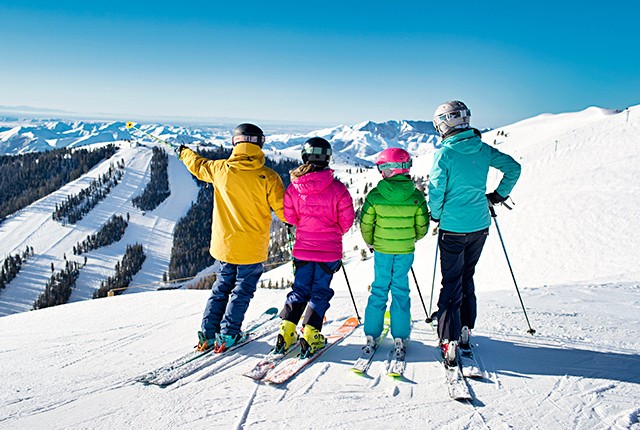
[425,238,439,323]
[488,203,536,335]
[125,122,177,150]
[341,264,362,324]
[285,224,295,275]
[410,267,429,322]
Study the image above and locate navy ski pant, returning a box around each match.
[436,228,488,343]
[279,259,340,329]
[201,261,263,338]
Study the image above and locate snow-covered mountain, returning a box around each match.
[0,105,639,429]
[0,119,229,155]
[0,117,440,163]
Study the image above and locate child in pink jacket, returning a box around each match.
[275,137,354,358]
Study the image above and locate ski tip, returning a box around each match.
[387,372,402,379]
[350,368,364,375]
[345,317,360,327]
[125,121,135,129]
[265,307,279,315]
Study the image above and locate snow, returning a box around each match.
[1,106,640,429]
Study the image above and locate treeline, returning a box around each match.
[168,146,300,280]
[32,260,82,310]
[73,214,129,255]
[93,243,146,298]
[0,145,118,223]
[52,161,125,225]
[132,147,170,211]
[0,246,34,291]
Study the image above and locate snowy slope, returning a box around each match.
[0,105,639,429]
[0,142,199,316]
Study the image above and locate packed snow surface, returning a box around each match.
[1,105,639,429]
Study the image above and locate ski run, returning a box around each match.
[1,105,640,428]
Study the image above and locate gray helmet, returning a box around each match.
[232,123,265,148]
[301,137,332,166]
[433,100,471,137]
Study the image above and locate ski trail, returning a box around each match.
[299,362,330,396]
[234,383,259,430]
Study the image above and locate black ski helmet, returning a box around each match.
[301,137,332,167]
[232,123,265,148]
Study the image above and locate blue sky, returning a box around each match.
[1,1,639,127]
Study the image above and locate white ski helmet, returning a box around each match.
[433,100,471,137]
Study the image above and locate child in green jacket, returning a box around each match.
[360,148,429,357]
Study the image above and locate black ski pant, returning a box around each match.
[436,228,488,343]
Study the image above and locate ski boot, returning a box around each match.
[196,331,216,352]
[392,338,406,360]
[363,335,377,354]
[459,326,471,352]
[274,319,299,354]
[213,332,244,353]
[300,324,326,358]
[441,339,458,368]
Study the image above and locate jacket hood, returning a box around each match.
[226,142,266,170]
[442,128,483,154]
[291,169,335,195]
[377,175,416,201]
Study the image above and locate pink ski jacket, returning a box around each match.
[284,169,354,262]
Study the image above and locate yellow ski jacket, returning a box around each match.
[180,143,286,265]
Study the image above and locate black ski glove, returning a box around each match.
[487,191,507,205]
[175,144,187,158]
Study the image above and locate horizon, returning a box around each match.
[1,1,639,128]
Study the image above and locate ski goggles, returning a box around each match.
[376,160,412,171]
[232,134,266,146]
[302,144,332,157]
[435,108,471,124]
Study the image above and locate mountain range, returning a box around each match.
[0,117,440,163]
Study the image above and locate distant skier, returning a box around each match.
[276,137,354,358]
[177,123,286,352]
[360,148,429,357]
[428,100,521,366]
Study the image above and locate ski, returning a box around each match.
[443,360,472,401]
[242,342,301,381]
[263,317,359,385]
[459,345,485,379]
[136,307,278,387]
[387,339,407,378]
[350,310,390,375]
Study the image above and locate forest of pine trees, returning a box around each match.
[93,243,146,298]
[73,214,129,255]
[52,160,125,225]
[132,147,170,211]
[32,260,82,310]
[0,145,118,223]
[0,246,34,291]
[168,146,300,280]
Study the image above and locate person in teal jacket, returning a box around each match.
[360,148,429,357]
[429,100,521,367]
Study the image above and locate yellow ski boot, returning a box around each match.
[300,324,326,358]
[274,320,299,354]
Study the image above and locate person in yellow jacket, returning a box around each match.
[178,123,286,352]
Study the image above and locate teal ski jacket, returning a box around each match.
[360,174,429,254]
[428,129,521,233]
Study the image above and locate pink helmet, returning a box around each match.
[375,148,412,178]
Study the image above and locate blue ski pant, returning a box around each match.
[364,252,414,340]
[436,228,488,343]
[280,259,340,329]
[201,261,263,338]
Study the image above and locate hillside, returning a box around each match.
[0,105,639,429]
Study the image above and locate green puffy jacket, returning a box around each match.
[360,175,429,254]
